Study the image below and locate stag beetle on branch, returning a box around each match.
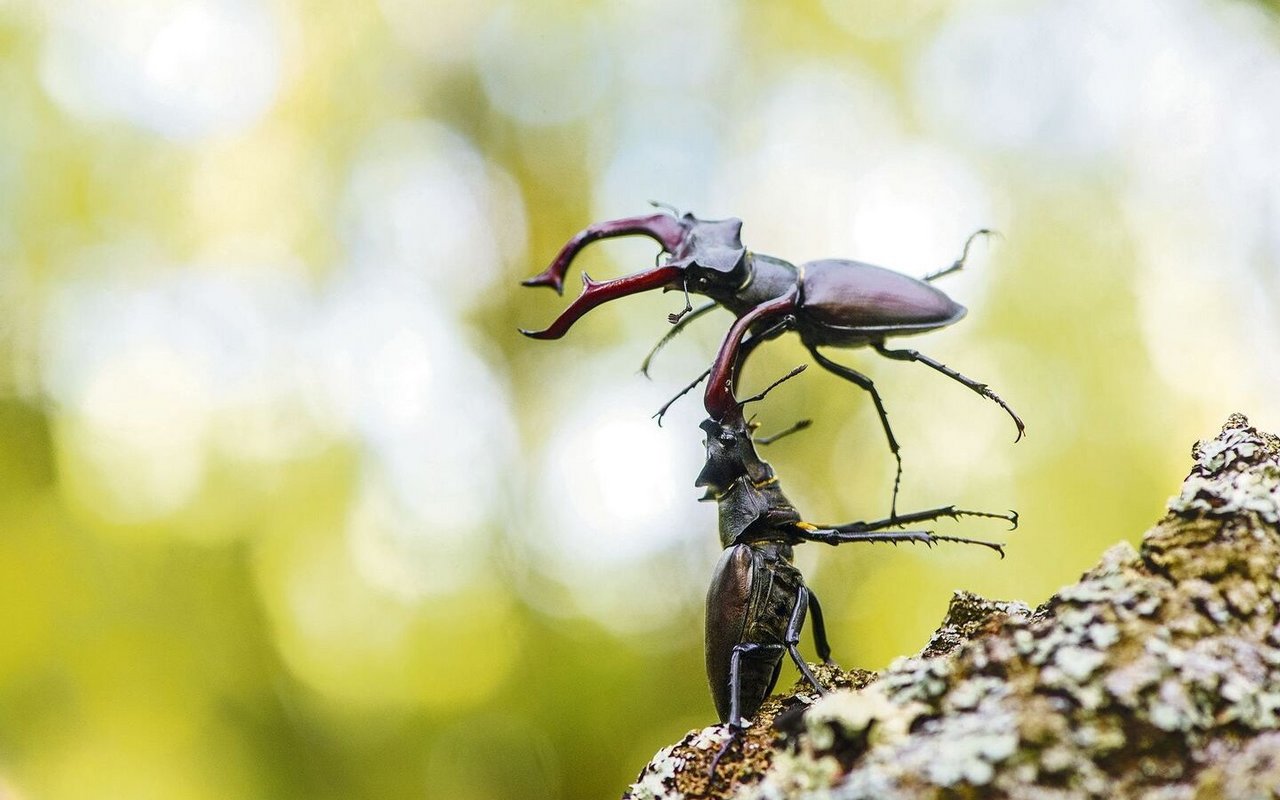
[520,207,1025,516]
[695,366,1013,776]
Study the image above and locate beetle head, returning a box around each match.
[519,210,748,340]
[697,364,805,496]
[665,216,748,297]
[695,416,760,493]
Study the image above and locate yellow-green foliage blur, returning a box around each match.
[2,0,1279,798]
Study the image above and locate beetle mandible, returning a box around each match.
[695,366,1013,776]
[520,207,1025,516]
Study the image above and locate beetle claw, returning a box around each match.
[707,725,743,782]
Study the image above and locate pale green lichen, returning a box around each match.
[802,684,923,750]
[1169,414,1280,524]
[626,745,682,800]
[1052,644,1107,681]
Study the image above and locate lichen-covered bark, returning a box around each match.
[625,414,1280,800]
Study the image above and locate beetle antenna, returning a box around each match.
[961,228,999,261]
[922,228,1000,283]
[737,365,806,409]
[755,418,812,446]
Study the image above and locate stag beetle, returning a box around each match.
[697,366,1012,774]
[521,207,1025,516]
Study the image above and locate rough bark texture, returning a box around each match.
[625,413,1280,800]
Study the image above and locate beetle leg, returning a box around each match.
[806,590,835,665]
[652,324,777,426]
[806,345,904,519]
[668,278,695,324]
[639,300,718,378]
[708,641,785,780]
[737,363,806,409]
[708,726,743,782]
[655,313,796,425]
[871,343,1026,442]
[522,213,687,294]
[838,504,1019,532]
[704,290,800,421]
[726,642,781,728]
[798,526,1006,558]
[754,418,812,446]
[653,367,710,426]
[785,586,827,694]
[921,228,997,283]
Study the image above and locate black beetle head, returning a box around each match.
[695,416,760,492]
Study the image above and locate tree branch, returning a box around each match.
[626,413,1280,799]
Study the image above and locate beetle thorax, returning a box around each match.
[718,253,800,315]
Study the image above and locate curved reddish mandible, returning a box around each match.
[522,213,687,295]
[519,266,685,340]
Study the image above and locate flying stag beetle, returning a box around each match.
[521,206,1025,515]
[695,365,1013,775]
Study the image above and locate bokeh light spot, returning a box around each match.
[256,522,522,711]
[340,119,527,307]
[520,359,712,635]
[54,347,209,523]
[821,0,945,41]
[475,3,613,126]
[40,0,284,140]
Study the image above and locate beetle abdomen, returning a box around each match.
[705,545,755,721]
[705,544,805,723]
[800,259,966,338]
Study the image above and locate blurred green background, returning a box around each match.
[2,0,1279,797]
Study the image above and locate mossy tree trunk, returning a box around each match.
[627,414,1280,800]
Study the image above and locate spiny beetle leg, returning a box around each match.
[704,289,799,422]
[806,345,904,518]
[707,725,744,781]
[653,327,772,426]
[668,279,695,324]
[653,368,709,427]
[737,364,806,409]
[726,643,779,729]
[871,343,1026,442]
[835,505,1019,533]
[709,639,786,781]
[786,586,827,696]
[807,590,835,665]
[799,527,1006,558]
[707,642,767,780]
